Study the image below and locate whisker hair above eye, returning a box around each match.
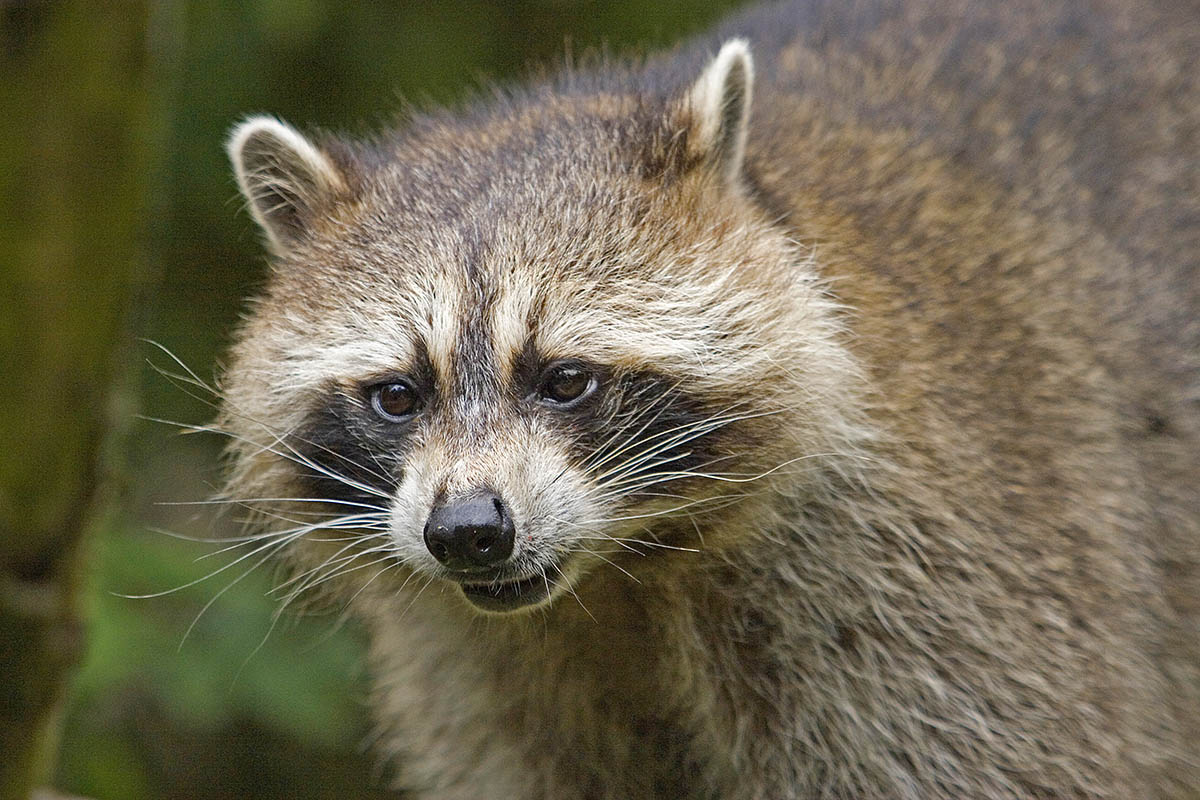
[141,414,393,502]
[143,339,222,397]
[144,341,398,492]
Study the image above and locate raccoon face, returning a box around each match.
[220,42,850,613]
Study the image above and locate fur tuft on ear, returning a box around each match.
[227,116,345,254]
[686,39,755,185]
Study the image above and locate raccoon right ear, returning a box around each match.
[683,39,754,186]
[227,116,346,254]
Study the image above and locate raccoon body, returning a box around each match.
[219,0,1199,797]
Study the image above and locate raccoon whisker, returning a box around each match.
[236,424,396,501]
[575,535,647,557]
[203,526,363,560]
[570,547,635,556]
[339,555,407,609]
[274,558,376,625]
[617,409,765,456]
[592,454,737,499]
[570,537,651,559]
[145,519,378,548]
[199,512,390,554]
[585,497,749,533]
[597,449,697,490]
[252,552,400,678]
[176,539,292,650]
[234,601,288,682]
[600,453,833,498]
[158,496,391,513]
[271,546,366,599]
[226,501,388,530]
[590,407,779,487]
[599,446,824,495]
[578,535,701,554]
[146,363,229,415]
[116,514,348,600]
[279,547,399,612]
[143,414,393,501]
[633,523,705,553]
[578,493,746,525]
[583,393,755,480]
[589,488,751,521]
[395,573,439,623]
[580,385,693,475]
[278,533,378,545]
[270,533,394,596]
[236,507,384,521]
[140,415,342,493]
[595,453,744,496]
[390,562,425,598]
[289,560,408,649]
[202,507,390,549]
[584,550,642,585]
[547,516,648,556]
[357,426,399,483]
[143,339,222,396]
[145,346,398,490]
[145,526,267,546]
[558,570,596,622]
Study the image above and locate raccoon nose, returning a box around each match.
[423,492,515,571]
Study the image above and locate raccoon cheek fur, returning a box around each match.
[214,4,1200,799]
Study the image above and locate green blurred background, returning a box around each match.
[1,1,747,798]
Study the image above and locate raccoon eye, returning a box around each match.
[370,381,421,421]
[538,363,596,406]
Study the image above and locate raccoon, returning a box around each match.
[216,0,1199,797]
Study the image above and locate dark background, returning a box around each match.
[1,1,748,798]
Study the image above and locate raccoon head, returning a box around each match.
[219,41,856,614]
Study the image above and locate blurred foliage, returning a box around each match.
[1,3,156,797]
[18,1,748,798]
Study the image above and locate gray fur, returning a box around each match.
[216,0,1199,797]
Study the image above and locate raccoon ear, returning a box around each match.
[227,116,346,254]
[685,39,754,185]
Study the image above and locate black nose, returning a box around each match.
[423,492,515,571]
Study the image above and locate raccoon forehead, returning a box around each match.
[248,268,770,401]
[488,271,789,385]
[250,199,798,391]
[244,265,460,385]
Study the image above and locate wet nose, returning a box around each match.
[423,492,515,571]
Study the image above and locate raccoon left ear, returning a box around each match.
[227,115,347,255]
[685,39,754,185]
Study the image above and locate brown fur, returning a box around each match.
[217,0,1199,797]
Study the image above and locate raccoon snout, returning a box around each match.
[422,492,516,571]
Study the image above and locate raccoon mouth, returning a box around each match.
[457,565,561,612]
